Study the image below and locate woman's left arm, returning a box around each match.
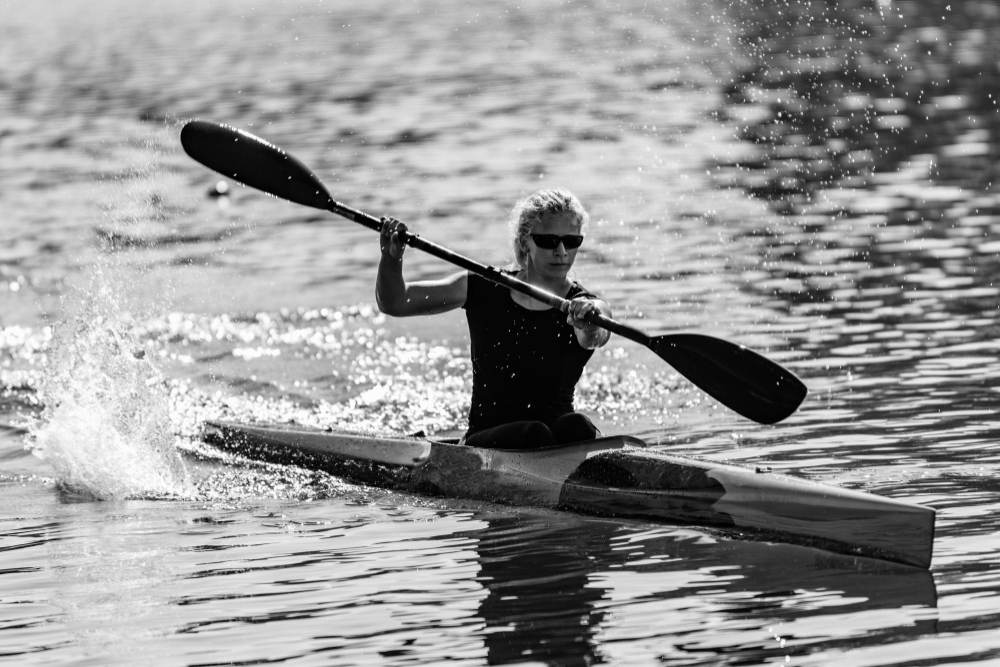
[566,297,612,349]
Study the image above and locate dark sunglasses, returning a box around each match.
[530,234,584,250]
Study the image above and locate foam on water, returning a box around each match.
[27,263,192,499]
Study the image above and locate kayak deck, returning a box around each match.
[201,420,935,568]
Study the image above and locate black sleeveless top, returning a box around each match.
[462,271,596,433]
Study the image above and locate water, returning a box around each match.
[2,0,1000,663]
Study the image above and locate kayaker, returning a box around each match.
[376,189,612,448]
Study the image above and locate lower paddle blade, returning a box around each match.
[649,333,806,424]
[180,120,334,211]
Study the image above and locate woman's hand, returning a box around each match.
[380,217,407,261]
[566,297,612,349]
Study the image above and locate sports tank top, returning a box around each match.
[462,271,596,433]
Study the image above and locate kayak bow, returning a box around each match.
[201,421,935,568]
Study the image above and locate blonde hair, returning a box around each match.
[509,189,588,269]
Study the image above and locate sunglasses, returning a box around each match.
[530,234,584,250]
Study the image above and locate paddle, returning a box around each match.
[179,120,807,424]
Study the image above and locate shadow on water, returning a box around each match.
[451,513,937,665]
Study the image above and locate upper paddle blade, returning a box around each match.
[180,120,334,211]
[649,333,807,424]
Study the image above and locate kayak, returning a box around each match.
[200,420,936,568]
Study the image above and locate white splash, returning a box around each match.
[28,265,191,499]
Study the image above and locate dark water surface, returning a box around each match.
[3,0,1000,664]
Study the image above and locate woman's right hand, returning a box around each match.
[380,217,407,261]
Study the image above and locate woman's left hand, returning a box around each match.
[566,297,612,349]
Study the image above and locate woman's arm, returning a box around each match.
[376,218,468,316]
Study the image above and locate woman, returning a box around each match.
[376,189,612,449]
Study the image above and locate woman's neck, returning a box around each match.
[516,267,571,300]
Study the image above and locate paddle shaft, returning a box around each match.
[179,119,806,423]
[330,198,648,344]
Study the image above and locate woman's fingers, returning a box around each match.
[566,298,598,327]
[380,217,407,259]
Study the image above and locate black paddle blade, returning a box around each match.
[649,333,807,424]
[180,120,333,211]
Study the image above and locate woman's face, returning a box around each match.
[524,211,583,281]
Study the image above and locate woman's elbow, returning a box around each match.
[376,294,409,317]
[376,293,397,316]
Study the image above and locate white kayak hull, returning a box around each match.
[201,420,935,568]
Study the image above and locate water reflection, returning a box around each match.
[470,516,615,665]
[454,512,937,665]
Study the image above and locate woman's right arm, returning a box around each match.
[376,218,468,316]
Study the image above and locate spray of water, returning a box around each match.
[28,263,191,499]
